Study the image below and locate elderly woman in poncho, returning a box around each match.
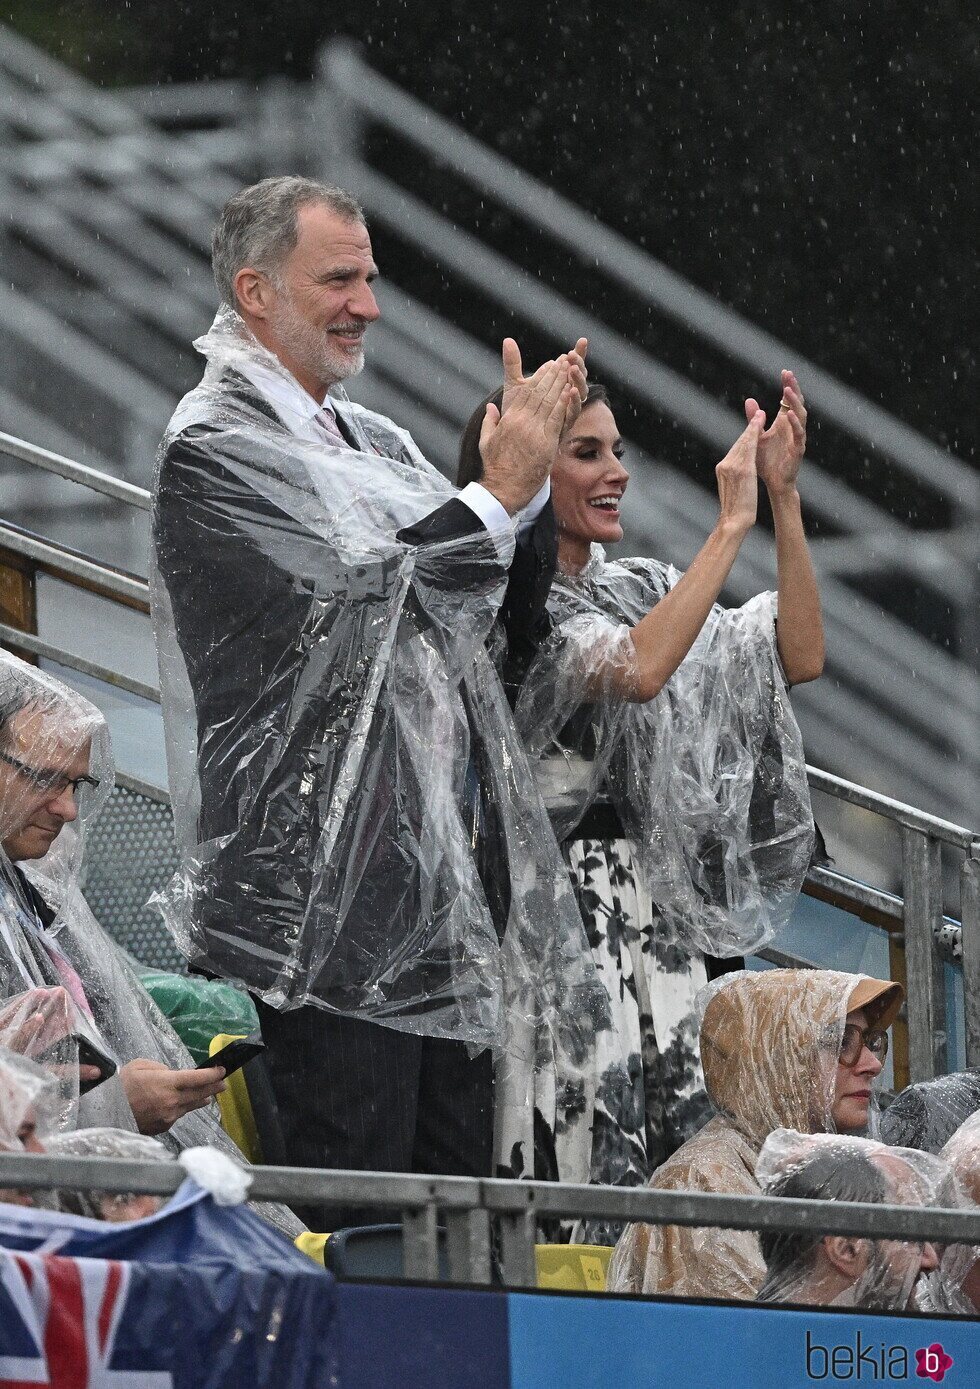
[609,968,904,1299]
[459,374,822,1231]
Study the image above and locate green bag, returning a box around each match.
[138,968,260,1065]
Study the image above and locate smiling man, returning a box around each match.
[150,176,597,1227]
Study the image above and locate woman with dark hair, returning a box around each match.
[459,373,823,1236]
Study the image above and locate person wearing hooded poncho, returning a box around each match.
[880,1068,980,1154]
[0,651,303,1239]
[756,1129,944,1311]
[458,376,820,1223]
[149,176,606,1218]
[607,969,904,1299]
[0,1046,60,1207]
[917,1109,980,1315]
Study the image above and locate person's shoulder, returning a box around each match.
[650,1116,756,1193]
[617,554,672,589]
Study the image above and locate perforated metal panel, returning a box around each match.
[83,782,185,971]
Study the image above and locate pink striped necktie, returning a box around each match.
[315,403,350,449]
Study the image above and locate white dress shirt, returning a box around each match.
[237,360,549,547]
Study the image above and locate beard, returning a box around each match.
[269,291,365,386]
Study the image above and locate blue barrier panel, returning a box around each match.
[508,1292,978,1388]
[335,1281,510,1388]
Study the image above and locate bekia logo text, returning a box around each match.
[806,1330,954,1382]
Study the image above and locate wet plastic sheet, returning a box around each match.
[0,651,302,1237]
[880,1068,980,1153]
[920,1109,980,1315]
[137,968,259,1064]
[756,1127,951,1310]
[516,548,814,956]
[149,308,606,1055]
[0,1045,60,1153]
[45,1127,175,1221]
[607,969,903,1300]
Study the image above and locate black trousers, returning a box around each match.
[253,998,494,1231]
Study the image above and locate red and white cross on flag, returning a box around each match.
[0,1251,171,1389]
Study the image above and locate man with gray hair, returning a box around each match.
[151,175,594,1224]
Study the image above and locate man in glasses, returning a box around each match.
[0,661,227,1138]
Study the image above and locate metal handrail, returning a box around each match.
[1,1152,977,1292]
[0,430,152,511]
[323,42,978,516]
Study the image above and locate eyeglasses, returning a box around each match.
[839,1022,889,1068]
[0,750,100,799]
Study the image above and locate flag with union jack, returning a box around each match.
[0,1187,338,1389]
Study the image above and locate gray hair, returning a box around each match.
[211,176,366,308]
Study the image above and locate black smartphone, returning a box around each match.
[72,1035,118,1094]
[198,1031,265,1077]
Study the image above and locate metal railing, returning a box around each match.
[2,1153,977,1289]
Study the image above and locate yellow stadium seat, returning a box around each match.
[535,1244,613,1292]
[295,1231,330,1265]
[208,1033,261,1163]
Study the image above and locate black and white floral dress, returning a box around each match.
[495,545,813,1242]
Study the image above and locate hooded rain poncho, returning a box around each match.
[607,968,902,1300]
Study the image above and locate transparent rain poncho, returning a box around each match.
[515,548,814,957]
[756,1128,949,1310]
[46,1127,175,1222]
[0,651,302,1238]
[0,1045,61,1208]
[149,307,606,1055]
[0,985,111,1132]
[918,1110,980,1316]
[880,1069,980,1154]
[607,968,903,1300]
[0,1044,60,1151]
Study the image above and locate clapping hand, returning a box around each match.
[500,337,589,426]
[479,341,582,515]
[745,370,806,497]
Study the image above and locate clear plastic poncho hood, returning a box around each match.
[919,1109,980,1316]
[0,650,112,919]
[607,968,903,1300]
[45,1127,174,1221]
[756,1128,950,1312]
[0,652,302,1237]
[879,1069,980,1154]
[149,307,607,1054]
[0,1044,60,1152]
[515,548,814,956]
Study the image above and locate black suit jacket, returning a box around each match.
[153,376,557,1010]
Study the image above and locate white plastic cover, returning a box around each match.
[607,969,898,1300]
[515,548,814,956]
[0,651,302,1236]
[46,1127,174,1221]
[756,1128,949,1311]
[149,307,606,1055]
[178,1145,252,1206]
[921,1109,980,1315]
[0,1044,60,1151]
